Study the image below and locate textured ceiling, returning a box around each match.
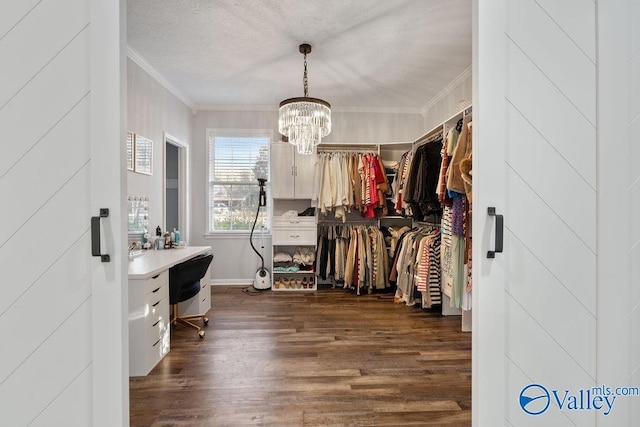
[127,0,472,111]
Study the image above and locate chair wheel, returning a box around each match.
[198,330,205,339]
[203,317,209,326]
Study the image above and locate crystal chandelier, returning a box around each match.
[279,44,331,155]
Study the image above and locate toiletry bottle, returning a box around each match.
[173,228,180,243]
[156,226,162,237]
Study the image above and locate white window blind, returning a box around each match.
[207,129,270,232]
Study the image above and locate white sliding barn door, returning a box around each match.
[475,0,640,426]
[0,1,127,426]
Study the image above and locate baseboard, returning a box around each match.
[211,279,253,286]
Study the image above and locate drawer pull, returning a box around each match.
[152,339,160,347]
[152,320,160,327]
[151,274,160,279]
[152,301,161,307]
[151,287,161,293]
[289,234,300,238]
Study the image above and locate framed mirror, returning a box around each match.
[134,134,153,175]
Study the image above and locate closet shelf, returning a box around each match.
[272,270,315,275]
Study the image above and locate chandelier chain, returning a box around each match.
[303,53,309,97]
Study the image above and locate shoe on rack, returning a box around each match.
[298,207,316,217]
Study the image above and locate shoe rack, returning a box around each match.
[271,216,317,292]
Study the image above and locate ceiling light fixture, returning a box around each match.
[278,43,331,155]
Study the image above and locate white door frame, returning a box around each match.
[163,132,190,243]
[472,0,507,425]
[597,2,634,425]
[90,0,128,425]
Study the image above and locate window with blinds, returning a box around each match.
[207,129,270,232]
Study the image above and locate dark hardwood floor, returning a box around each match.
[130,286,471,426]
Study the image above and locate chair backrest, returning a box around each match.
[168,253,213,304]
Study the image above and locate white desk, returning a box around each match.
[128,246,212,376]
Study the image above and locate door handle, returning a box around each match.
[487,207,503,259]
[91,208,111,262]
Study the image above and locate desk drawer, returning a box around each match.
[178,279,211,315]
[146,280,168,307]
[272,228,317,245]
[272,217,316,228]
[147,300,170,347]
[144,271,168,294]
[145,284,169,328]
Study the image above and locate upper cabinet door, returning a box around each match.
[293,151,316,199]
[270,141,295,199]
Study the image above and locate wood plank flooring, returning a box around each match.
[130,286,471,426]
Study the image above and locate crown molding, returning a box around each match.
[420,65,472,116]
[195,104,278,112]
[195,104,422,115]
[126,46,197,111]
[332,106,422,114]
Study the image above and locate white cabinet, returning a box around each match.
[271,217,317,291]
[128,246,212,376]
[178,261,212,316]
[270,141,316,199]
[129,271,170,377]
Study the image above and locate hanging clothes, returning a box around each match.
[392,225,442,308]
[395,135,443,221]
[440,115,473,309]
[316,224,389,294]
[315,151,390,222]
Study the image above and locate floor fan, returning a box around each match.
[250,178,271,290]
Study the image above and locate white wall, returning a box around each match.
[191,109,424,283]
[127,58,194,238]
[423,71,472,131]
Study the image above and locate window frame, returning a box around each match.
[205,128,272,235]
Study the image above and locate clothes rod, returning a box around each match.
[414,131,444,147]
[414,221,441,226]
[318,219,378,224]
[318,144,378,151]
[317,148,378,153]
